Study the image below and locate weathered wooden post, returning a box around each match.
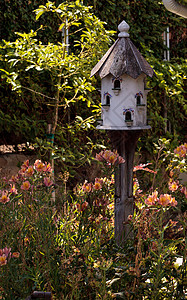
[91,20,155,245]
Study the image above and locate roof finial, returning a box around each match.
[118,20,130,38]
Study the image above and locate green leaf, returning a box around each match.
[35,9,45,20]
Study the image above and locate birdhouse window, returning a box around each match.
[102,92,112,110]
[114,79,121,89]
[136,95,141,105]
[123,108,134,126]
[135,92,145,106]
[125,111,132,121]
[106,95,110,106]
[112,77,122,95]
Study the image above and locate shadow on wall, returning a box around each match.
[0,154,36,179]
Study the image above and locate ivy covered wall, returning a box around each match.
[0,0,186,157]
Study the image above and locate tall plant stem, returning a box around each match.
[52,75,61,135]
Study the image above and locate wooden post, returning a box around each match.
[109,130,142,245]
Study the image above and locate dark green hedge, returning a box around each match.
[0,0,186,155]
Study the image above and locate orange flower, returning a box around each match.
[21,181,31,191]
[12,252,20,258]
[0,255,7,266]
[93,182,102,190]
[0,191,10,204]
[107,203,114,210]
[93,178,103,190]
[24,237,30,246]
[158,194,171,206]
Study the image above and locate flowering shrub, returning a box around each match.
[0,146,186,299]
[95,149,125,166]
[174,143,187,157]
[145,190,178,207]
[0,247,19,266]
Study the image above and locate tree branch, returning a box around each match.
[22,86,56,101]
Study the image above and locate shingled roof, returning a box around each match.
[91,21,155,79]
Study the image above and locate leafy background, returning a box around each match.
[0,0,186,176]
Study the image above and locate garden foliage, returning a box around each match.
[0,0,186,172]
[0,143,186,299]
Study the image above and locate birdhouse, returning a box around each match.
[91,20,155,130]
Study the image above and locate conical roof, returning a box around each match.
[91,21,155,79]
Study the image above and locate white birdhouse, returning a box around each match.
[91,20,155,130]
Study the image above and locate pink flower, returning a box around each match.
[95,178,103,184]
[102,150,117,164]
[93,178,103,190]
[44,177,53,187]
[169,197,178,207]
[19,166,27,175]
[0,191,10,204]
[133,163,157,174]
[174,143,187,158]
[168,180,179,192]
[180,186,187,198]
[26,166,34,177]
[34,160,45,172]
[9,175,18,183]
[10,184,18,194]
[158,194,170,206]
[110,175,115,184]
[21,181,31,191]
[95,149,125,166]
[24,237,30,246]
[93,181,102,190]
[43,163,52,173]
[2,247,11,259]
[118,156,125,164]
[108,153,118,165]
[128,215,133,221]
[82,181,92,193]
[22,160,29,168]
[145,191,158,206]
[158,194,177,207]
